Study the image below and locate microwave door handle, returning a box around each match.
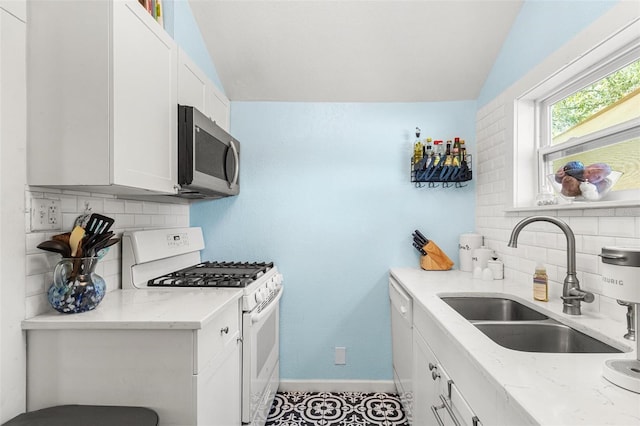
[228,140,239,189]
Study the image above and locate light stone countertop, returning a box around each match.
[390,267,640,426]
[22,288,243,330]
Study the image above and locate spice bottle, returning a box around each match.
[533,263,548,302]
[413,127,423,166]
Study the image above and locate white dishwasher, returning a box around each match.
[389,277,413,424]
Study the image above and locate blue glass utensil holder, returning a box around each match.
[48,257,106,314]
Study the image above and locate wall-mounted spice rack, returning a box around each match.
[410,128,472,188]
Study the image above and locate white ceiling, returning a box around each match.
[189,1,523,102]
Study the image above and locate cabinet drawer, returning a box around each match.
[196,299,240,373]
[434,366,482,426]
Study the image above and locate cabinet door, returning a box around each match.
[197,338,241,426]
[206,83,230,132]
[112,0,177,194]
[0,0,25,21]
[177,48,230,132]
[413,329,444,426]
[390,279,413,421]
[177,48,207,113]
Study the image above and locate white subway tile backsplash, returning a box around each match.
[115,213,135,228]
[125,200,144,214]
[568,217,598,235]
[142,202,160,214]
[475,99,640,321]
[77,197,105,214]
[599,216,635,237]
[26,253,56,276]
[24,188,191,318]
[104,199,126,214]
[581,235,616,255]
[25,274,45,297]
[134,214,152,227]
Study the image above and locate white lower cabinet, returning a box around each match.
[390,279,482,426]
[26,300,241,426]
[389,278,413,421]
[414,328,481,426]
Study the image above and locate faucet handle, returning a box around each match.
[562,288,595,303]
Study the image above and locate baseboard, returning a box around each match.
[278,380,397,394]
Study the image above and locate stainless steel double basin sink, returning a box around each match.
[440,296,622,354]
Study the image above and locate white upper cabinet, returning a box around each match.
[178,48,230,131]
[0,0,26,22]
[27,0,178,195]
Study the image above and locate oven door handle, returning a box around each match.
[251,287,283,324]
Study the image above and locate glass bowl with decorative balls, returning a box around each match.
[547,161,622,202]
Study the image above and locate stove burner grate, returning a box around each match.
[147,261,274,288]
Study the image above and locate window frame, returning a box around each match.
[509,17,640,210]
[536,43,640,202]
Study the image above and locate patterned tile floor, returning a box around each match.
[266,391,410,426]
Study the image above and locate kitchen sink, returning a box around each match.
[440,295,623,354]
[440,296,549,321]
[474,322,622,353]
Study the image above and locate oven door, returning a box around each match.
[242,288,283,426]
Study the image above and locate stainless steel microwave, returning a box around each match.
[177,105,240,199]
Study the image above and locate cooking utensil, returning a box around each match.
[69,225,85,257]
[85,213,114,236]
[37,240,72,257]
[52,232,71,246]
[95,237,120,252]
[83,231,114,257]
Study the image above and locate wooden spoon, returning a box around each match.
[69,226,85,257]
[37,240,71,257]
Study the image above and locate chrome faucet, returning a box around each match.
[508,216,594,315]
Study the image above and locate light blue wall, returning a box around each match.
[191,102,477,379]
[181,0,617,381]
[478,0,618,107]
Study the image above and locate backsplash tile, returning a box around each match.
[476,100,640,326]
[24,188,189,318]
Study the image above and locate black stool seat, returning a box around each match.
[2,405,159,426]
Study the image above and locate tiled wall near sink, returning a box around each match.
[474,95,640,320]
[24,187,189,318]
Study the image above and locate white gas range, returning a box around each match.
[122,227,283,426]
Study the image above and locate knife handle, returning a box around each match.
[415,230,429,244]
[413,242,427,256]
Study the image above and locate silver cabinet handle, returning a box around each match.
[220,326,229,335]
[431,404,445,426]
[428,362,436,371]
[432,370,440,381]
[439,395,461,426]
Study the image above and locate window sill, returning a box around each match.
[506,199,640,213]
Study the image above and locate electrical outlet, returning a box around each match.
[335,347,346,365]
[30,198,62,231]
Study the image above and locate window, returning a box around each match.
[536,45,640,202]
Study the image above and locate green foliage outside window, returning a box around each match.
[551,59,640,138]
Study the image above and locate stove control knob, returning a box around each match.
[267,279,276,290]
[275,273,283,286]
[255,292,264,304]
